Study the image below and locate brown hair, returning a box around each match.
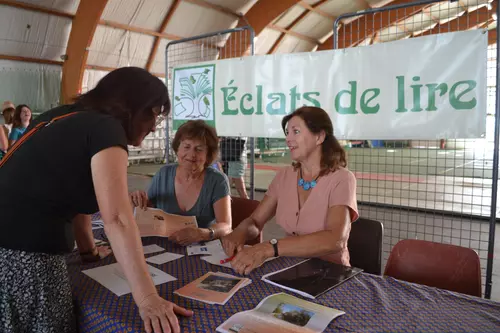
[74,67,170,143]
[281,106,346,176]
[2,107,14,125]
[12,104,32,129]
[172,120,219,168]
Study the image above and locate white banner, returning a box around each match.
[172,30,487,139]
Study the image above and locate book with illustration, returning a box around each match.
[174,272,251,305]
[134,207,198,237]
[216,293,344,333]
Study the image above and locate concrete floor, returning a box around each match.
[127,170,500,301]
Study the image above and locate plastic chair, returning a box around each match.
[384,239,482,297]
[230,196,262,245]
[347,217,384,275]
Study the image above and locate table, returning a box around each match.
[67,231,500,332]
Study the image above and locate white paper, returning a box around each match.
[186,240,223,256]
[83,263,176,296]
[146,252,184,265]
[142,244,165,255]
[201,251,278,269]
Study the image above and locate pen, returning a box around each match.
[220,255,234,264]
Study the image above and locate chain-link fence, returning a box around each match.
[165,27,256,199]
[332,0,498,298]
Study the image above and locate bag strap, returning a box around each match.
[0,111,78,168]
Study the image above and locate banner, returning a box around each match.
[171,30,487,139]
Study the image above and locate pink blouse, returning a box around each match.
[265,166,358,266]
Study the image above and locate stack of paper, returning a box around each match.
[91,212,104,229]
[174,272,251,305]
[82,262,176,296]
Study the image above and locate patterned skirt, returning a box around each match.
[0,247,76,333]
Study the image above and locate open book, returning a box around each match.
[134,207,198,237]
[262,258,363,299]
[216,293,344,333]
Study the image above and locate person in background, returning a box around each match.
[130,120,232,246]
[221,136,249,199]
[221,106,358,275]
[0,126,7,159]
[2,107,14,139]
[9,104,32,147]
[0,67,192,333]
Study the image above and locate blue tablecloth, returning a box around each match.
[67,230,500,332]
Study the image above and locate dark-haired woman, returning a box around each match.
[0,67,192,333]
[8,104,32,147]
[221,106,359,275]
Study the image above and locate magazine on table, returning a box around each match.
[134,207,198,237]
[174,271,251,305]
[216,293,345,333]
[261,258,363,299]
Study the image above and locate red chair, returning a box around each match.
[230,196,262,245]
[384,239,481,297]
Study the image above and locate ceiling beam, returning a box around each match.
[98,19,220,50]
[0,0,73,18]
[85,64,165,78]
[268,23,319,44]
[269,0,329,54]
[61,0,108,104]
[317,0,428,50]
[219,0,301,58]
[0,54,63,66]
[297,1,336,21]
[145,0,181,72]
[413,3,494,38]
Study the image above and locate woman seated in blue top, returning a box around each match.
[130,120,232,245]
[8,104,32,147]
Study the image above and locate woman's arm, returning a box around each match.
[73,214,112,262]
[221,194,277,256]
[230,205,352,275]
[0,126,8,152]
[199,195,232,240]
[265,205,351,258]
[91,147,191,332]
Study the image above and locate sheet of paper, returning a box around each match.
[146,252,184,265]
[201,251,278,269]
[142,244,165,255]
[186,240,223,256]
[83,263,176,296]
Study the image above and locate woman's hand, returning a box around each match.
[230,243,273,275]
[170,228,205,246]
[130,190,149,209]
[80,245,112,263]
[138,294,193,333]
[221,229,246,257]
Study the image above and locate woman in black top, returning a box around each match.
[0,67,192,333]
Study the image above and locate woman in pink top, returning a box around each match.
[222,106,358,275]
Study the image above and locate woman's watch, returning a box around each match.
[269,238,279,257]
[208,227,215,240]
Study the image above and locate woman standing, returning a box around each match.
[0,67,192,333]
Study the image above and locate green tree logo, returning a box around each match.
[173,67,214,120]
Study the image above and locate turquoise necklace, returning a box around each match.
[298,168,320,191]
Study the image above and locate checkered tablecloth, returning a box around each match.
[67,230,500,333]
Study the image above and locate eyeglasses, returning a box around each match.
[153,105,166,126]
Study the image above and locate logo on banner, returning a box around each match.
[172,64,216,129]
